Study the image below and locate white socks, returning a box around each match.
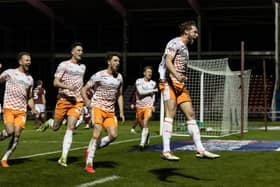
[2,136,19,161]
[86,138,97,166]
[187,120,205,152]
[99,136,111,148]
[140,128,149,146]
[0,129,9,140]
[162,117,173,152]
[48,118,54,128]
[75,115,83,129]
[61,129,73,158]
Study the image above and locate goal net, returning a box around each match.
[160,58,251,137]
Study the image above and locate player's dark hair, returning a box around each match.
[143,66,153,72]
[17,52,31,61]
[70,42,83,51]
[105,52,121,62]
[179,20,197,34]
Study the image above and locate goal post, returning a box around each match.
[159,58,251,137]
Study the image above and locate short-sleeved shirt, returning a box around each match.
[158,37,189,84]
[135,78,156,108]
[33,87,46,104]
[55,60,86,102]
[86,70,123,112]
[0,68,33,111]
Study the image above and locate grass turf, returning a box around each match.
[0,120,280,187]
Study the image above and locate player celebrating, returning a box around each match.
[158,21,220,160]
[135,66,157,150]
[37,42,86,167]
[32,80,46,129]
[0,52,36,167]
[81,52,125,173]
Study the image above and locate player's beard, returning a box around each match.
[188,37,194,45]
[22,64,30,72]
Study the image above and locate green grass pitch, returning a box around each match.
[0,120,280,187]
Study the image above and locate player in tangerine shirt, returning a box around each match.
[158,21,220,160]
[0,52,36,167]
[135,66,158,150]
[81,52,125,173]
[37,42,86,167]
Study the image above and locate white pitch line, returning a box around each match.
[13,135,160,160]
[77,175,120,187]
[13,146,87,160]
[21,140,88,144]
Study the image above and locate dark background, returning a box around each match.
[0,0,276,108]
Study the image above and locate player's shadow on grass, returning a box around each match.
[9,158,30,166]
[149,167,215,183]
[48,156,79,165]
[93,161,119,169]
[128,145,153,152]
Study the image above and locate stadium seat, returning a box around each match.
[248,74,274,114]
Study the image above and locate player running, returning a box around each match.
[158,21,220,160]
[32,80,46,129]
[0,52,36,167]
[135,66,157,150]
[37,42,86,167]
[81,52,125,173]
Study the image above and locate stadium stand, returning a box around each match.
[124,85,135,111]
[248,75,274,113]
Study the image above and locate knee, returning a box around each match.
[109,133,117,141]
[188,111,195,120]
[166,111,176,118]
[14,132,21,138]
[6,129,14,136]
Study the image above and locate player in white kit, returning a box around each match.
[135,66,157,150]
[0,52,36,167]
[158,21,220,160]
[81,52,125,173]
